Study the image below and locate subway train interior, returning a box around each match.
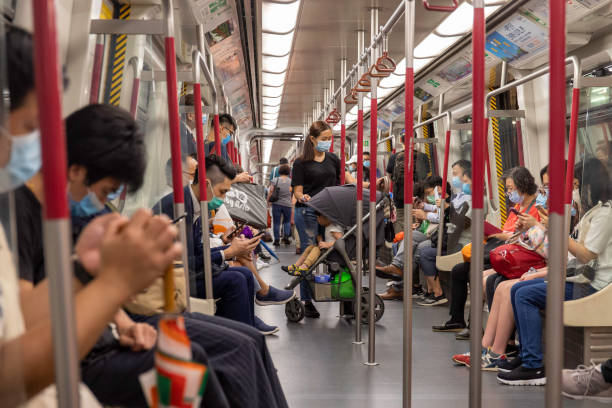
[3,0,612,407]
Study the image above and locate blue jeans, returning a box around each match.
[511,279,596,369]
[272,204,292,242]
[294,206,320,300]
[210,266,255,326]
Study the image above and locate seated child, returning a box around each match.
[282,212,344,275]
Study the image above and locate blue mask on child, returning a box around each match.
[451,176,463,189]
[363,160,370,168]
[0,130,41,193]
[508,190,523,204]
[106,185,124,201]
[222,135,231,146]
[315,141,331,152]
[462,183,472,195]
[69,191,105,218]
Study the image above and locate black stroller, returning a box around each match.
[284,185,387,324]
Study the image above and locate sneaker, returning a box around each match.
[282,236,291,245]
[482,350,507,371]
[255,286,296,306]
[432,321,466,332]
[304,301,320,318]
[562,363,612,402]
[455,328,470,340]
[281,264,297,275]
[452,348,487,367]
[273,240,280,247]
[498,356,522,373]
[417,293,448,306]
[505,344,520,358]
[254,316,279,335]
[497,365,546,386]
[412,285,425,298]
[256,258,270,270]
[259,252,271,262]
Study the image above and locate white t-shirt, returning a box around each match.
[325,223,344,243]
[0,225,100,407]
[580,202,612,291]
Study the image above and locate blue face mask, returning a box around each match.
[462,183,472,195]
[222,134,231,146]
[0,130,42,193]
[451,176,463,189]
[206,181,224,212]
[535,192,547,208]
[106,185,124,201]
[315,140,331,152]
[363,160,370,168]
[507,190,524,204]
[69,191,105,218]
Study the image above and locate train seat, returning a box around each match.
[563,283,612,367]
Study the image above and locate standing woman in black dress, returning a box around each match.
[292,120,341,317]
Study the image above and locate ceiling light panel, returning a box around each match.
[262,54,290,72]
[262,124,276,130]
[262,71,287,87]
[262,105,281,114]
[262,31,295,56]
[262,86,284,98]
[414,33,456,59]
[262,112,279,120]
[262,0,300,33]
[262,96,281,106]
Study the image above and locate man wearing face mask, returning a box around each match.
[157,154,286,334]
[204,113,237,163]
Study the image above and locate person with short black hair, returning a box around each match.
[269,157,289,181]
[204,113,237,163]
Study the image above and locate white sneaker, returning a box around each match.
[256,258,270,270]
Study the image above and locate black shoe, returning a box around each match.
[417,293,448,306]
[259,252,271,262]
[282,237,291,245]
[505,344,520,358]
[304,301,320,318]
[412,285,425,298]
[497,365,546,386]
[273,240,280,247]
[455,328,470,340]
[497,356,522,373]
[432,321,466,332]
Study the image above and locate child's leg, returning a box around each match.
[295,245,315,266]
[302,246,321,268]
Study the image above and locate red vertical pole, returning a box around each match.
[340,124,346,184]
[194,83,208,201]
[165,37,184,204]
[33,0,79,404]
[469,2,485,407]
[565,87,580,204]
[214,114,221,156]
[357,110,364,199]
[484,118,493,200]
[440,130,451,200]
[331,133,334,153]
[370,101,378,201]
[89,39,104,104]
[546,1,567,406]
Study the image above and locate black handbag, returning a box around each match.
[269,178,280,203]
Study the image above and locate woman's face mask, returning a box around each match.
[315,140,331,152]
[206,180,224,211]
[363,160,370,168]
[462,182,472,195]
[426,195,436,205]
[536,188,548,208]
[0,130,42,193]
[222,134,231,146]
[508,189,524,204]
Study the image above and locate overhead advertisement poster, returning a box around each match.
[486,13,548,67]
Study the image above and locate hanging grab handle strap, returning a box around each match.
[422,0,459,12]
[375,51,397,73]
[354,74,371,92]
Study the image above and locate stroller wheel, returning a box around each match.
[285,298,305,323]
[357,292,385,324]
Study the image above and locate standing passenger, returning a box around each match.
[269,163,293,246]
[292,120,341,318]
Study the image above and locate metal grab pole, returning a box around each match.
[547,0,567,406]
[33,1,80,405]
[341,59,347,185]
[128,57,142,118]
[354,29,365,346]
[403,0,415,406]
[469,1,485,407]
[163,0,191,307]
[207,49,221,157]
[565,81,581,206]
[437,129,451,256]
[90,34,104,104]
[365,7,379,367]
[194,26,218,302]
